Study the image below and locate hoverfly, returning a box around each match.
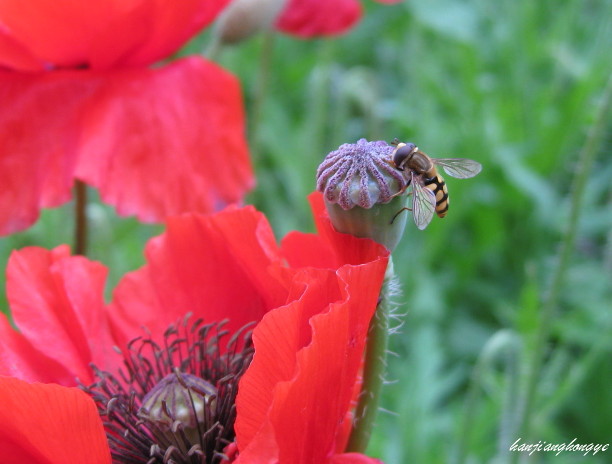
[389,139,482,230]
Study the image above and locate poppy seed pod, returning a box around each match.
[138,372,217,445]
[316,138,409,251]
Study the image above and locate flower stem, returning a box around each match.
[346,258,396,452]
[250,30,275,152]
[514,75,611,446]
[204,36,222,62]
[74,179,89,256]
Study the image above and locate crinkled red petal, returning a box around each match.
[235,269,339,453]
[100,0,233,69]
[0,376,111,464]
[0,70,98,235]
[109,206,288,349]
[5,246,118,385]
[281,192,389,268]
[235,260,387,462]
[75,57,253,223]
[235,194,388,463]
[0,314,75,385]
[0,57,252,235]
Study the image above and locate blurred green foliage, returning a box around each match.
[1,0,610,462]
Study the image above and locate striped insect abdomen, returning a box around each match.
[424,174,449,218]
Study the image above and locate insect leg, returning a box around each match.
[390,206,412,224]
[389,184,410,199]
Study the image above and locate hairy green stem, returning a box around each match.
[74,179,89,256]
[515,76,611,446]
[346,258,396,452]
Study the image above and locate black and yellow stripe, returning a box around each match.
[424,174,449,218]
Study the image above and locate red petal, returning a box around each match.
[0,0,231,70]
[0,376,111,464]
[75,57,253,223]
[0,29,44,70]
[0,314,75,384]
[232,420,279,464]
[235,269,340,450]
[276,0,362,37]
[0,0,117,68]
[0,70,98,235]
[109,207,288,349]
[0,57,251,235]
[281,192,389,269]
[6,246,117,385]
[100,0,233,68]
[276,265,386,461]
[235,258,388,462]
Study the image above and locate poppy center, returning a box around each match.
[82,315,254,464]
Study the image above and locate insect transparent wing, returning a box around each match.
[411,174,436,230]
[434,158,482,179]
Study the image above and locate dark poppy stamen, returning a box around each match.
[82,314,255,464]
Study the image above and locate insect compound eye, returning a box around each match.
[392,143,416,170]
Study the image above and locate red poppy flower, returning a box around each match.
[0,192,388,462]
[276,0,402,38]
[0,0,253,235]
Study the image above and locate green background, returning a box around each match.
[1,0,610,462]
